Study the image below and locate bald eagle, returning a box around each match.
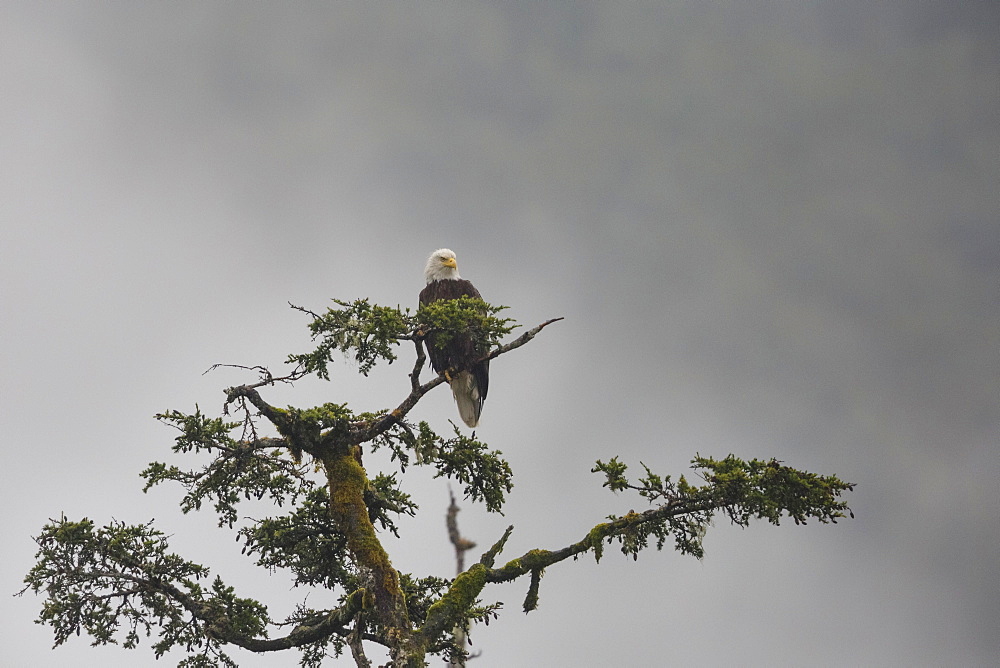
[419,248,489,428]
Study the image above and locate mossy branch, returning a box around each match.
[422,456,854,623]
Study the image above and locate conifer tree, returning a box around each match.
[22,298,854,666]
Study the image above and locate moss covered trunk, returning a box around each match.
[324,450,421,665]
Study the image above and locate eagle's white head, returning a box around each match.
[424,248,461,283]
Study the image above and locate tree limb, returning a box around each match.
[155,580,367,653]
[484,317,564,363]
[482,500,719,584]
[354,317,564,444]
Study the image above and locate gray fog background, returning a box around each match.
[3,2,998,666]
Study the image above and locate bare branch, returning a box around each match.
[288,302,322,319]
[409,338,427,392]
[208,362,309,393]
[484,317,564,363]
[447,489,477,573]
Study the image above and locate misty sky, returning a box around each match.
[3,2,998,666]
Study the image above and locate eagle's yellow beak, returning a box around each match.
[442,257,458,269]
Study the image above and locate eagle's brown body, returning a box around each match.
[420,250,489,428]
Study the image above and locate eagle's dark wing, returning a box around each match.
[419,278,490,420]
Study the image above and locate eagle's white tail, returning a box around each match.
[449,370,482,428]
